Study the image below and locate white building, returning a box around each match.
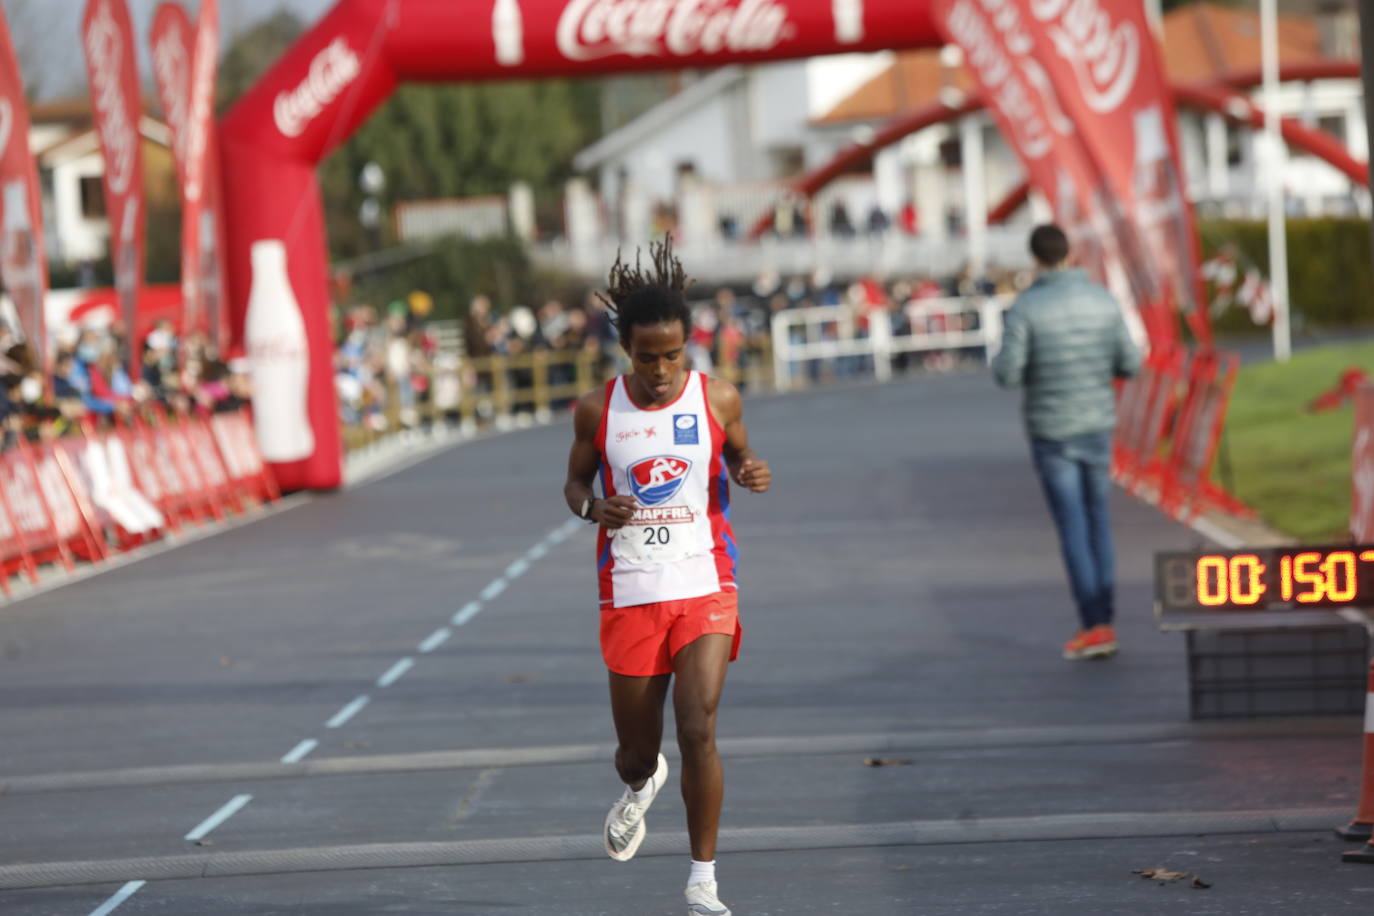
[29,99,174,271]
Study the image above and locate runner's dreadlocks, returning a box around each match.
[596,235,692,346]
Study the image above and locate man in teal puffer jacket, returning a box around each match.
[992,224,1142,660]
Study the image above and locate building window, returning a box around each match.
[1226,123,1244,167]
[79,176,105,219]
[1318,113,1347,146]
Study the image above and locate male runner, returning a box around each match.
[564,239,771,916]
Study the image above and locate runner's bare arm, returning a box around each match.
[708,378,770,493]
[565,391,637,529]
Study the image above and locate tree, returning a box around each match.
[216,10,307,115]
[319,80,601,259]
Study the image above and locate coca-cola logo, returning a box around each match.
[36,457,78,537]
[1029,0,1139,114]
[4,462,46,533]
[185,17,217,203]
[151,28,190,164]
[557,0,792,61]
[273,38,361,139]
[945,1,1052,160]
[84,1,137,196]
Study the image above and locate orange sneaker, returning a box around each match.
[1063,625,1117,660]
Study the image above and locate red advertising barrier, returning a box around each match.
[1159,350,1249,523]
[1113,346,1185,490]
[1113,347,1249,524]
[0,409,278,595]
[1351,384,1374,542]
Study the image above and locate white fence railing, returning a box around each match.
[770,294,1009,391]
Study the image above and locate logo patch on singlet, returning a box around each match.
[627,455,693,506]
[673,414,699,445]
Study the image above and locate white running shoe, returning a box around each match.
[685,881,732,916]
[603,753,668,861]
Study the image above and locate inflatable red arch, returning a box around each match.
[219,0,947,491]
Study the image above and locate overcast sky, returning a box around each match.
[2,0,338,99]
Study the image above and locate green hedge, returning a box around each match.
[1200,218,1373,334]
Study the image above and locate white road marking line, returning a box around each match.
[505,557,530,579]
[480,578,508,601]
[377,657,415,688]
[88,880,146,916]
[526,542,548,561]
[452,601,483,626]
[184,794,253,841]
[326,695,370,729]
[281,739,318,764]
[418,627,451,654]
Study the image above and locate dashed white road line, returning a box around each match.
[78,501,590,916]
[281,739,319,764]
[87,879,146,916]
[418,627,451,654]
[184,794,253,841]
[377,657,415,688]
[326,695,370,729]
[452,601,482,626]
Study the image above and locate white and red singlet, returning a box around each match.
[594,371,738,608]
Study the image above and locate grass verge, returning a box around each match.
[1219,341,1374,542]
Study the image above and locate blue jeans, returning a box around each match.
[1030,432,1116,630]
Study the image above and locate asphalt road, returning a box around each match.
[0,371,1367,915]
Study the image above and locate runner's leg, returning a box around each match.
[671,633,733,860]
[608,672,671,787]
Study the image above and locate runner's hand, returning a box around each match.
[734,458,771,493]
[596,495,638,529]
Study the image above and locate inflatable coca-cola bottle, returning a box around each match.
[245,239,315,462]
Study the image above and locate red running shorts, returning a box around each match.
[600,590,742,677]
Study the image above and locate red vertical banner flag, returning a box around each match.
[0,6,49,375]
[932,0,1149,346]
[1011,0,1207,349]
[151,0,224,351]
[82,0,145,374]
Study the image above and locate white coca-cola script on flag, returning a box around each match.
[1030,0,1138,114]
[1018,0,1206,346]
[151,0,222,341]
[83,0,145,372]
[556,0,794,60]
[274,37,361,138]
[0,4,49,373]
[935,0,1149,343]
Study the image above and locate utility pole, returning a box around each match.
[1360,2,1374,290]
[1261,0,1291,361]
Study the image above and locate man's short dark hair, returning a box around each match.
[1029,224,1070,267]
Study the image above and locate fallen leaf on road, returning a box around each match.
[1133,868,1190,883]
[863,757,913,767]
[1192,877,1212,889]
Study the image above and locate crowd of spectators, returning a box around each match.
[335,264,1026,436]
[0,258,1021,450]
[0,320,251,444]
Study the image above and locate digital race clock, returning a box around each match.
[1155,545,1374,614]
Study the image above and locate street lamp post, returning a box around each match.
[359,161,386,251]
[1261,0,1292,361]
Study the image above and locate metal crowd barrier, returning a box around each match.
[341,343,775,450]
